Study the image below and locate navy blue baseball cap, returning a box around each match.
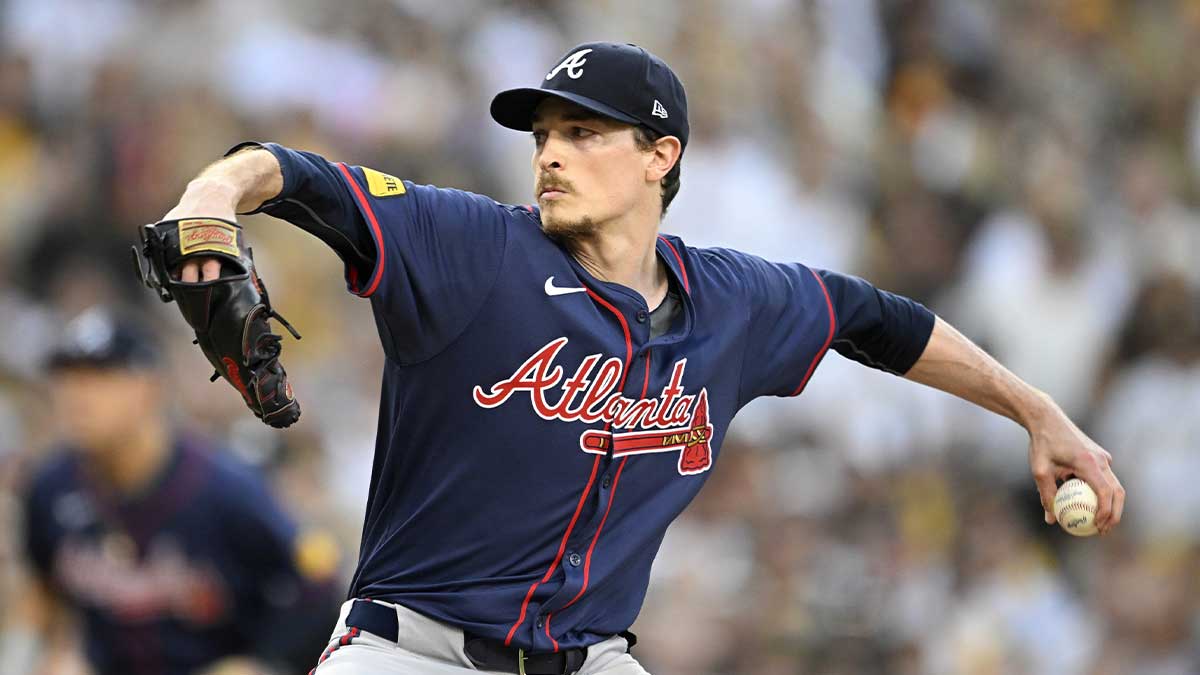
[45,307,161,371]
[490,42,689,148]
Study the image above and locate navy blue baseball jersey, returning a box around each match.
[22,434,326,675]
[239,142,934,653]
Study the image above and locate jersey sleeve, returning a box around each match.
[228,141,377,281]
[731,251,839,402]
[232,142,510,364]
[731,251,936,403]
[816,269,936,375]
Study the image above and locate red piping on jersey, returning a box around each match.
[790,269,836,396]
[336,163,386,298]
[658,236,689,293]
[556,455,629,614]
[584,289,634,369]
[544,613,558,652]
[504,457,600,646]
[641,351,652,398]
[548,345,647,628]
[519,288,634,651]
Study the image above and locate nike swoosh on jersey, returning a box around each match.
[544,276,587,296]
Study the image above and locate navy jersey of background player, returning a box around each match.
[23,432,330,675]
[233,141,933,652]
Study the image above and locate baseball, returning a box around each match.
[1053,478,1099,537]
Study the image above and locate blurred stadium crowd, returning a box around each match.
[1,0,1198,673]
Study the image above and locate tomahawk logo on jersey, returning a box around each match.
[239,140,934,653]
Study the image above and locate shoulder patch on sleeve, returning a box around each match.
[361,167,406,198]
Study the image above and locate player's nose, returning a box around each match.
[537,136,567,172]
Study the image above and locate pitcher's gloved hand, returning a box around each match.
[133,217,302,428]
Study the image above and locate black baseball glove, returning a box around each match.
[132,217,302,428]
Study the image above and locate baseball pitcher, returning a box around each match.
[137,42,1124,674]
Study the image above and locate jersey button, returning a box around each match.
[568,552,582,567]
[635,310,648,323]
[535,616,545,629]
[602,475,612,489]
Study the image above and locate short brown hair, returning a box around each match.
[632,126,682,216]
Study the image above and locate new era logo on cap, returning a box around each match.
[651,100,668,119]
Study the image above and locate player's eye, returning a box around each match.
[531,130,547,145]
[571,126,595,139]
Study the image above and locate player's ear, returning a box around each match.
[645,136,682,183]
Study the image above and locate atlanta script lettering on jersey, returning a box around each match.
[473,337,713,475]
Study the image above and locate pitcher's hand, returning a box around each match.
[162,181,238,282]
[1028,396,1125,534]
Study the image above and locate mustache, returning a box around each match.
[536,175,573,194]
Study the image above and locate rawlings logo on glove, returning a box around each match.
[179,219,240,256]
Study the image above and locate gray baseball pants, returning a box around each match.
[312,599,650,674]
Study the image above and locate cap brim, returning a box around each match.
[490,88,641,131]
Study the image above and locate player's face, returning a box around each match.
[51,368,160,452]
[530,99,653,239]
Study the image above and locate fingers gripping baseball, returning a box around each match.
[1029,417,1125,535]
[1032,460,1065,524]
[1089,457,1125,533]
[1057,458,1124,536]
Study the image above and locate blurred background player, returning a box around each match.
[6,307,338,675]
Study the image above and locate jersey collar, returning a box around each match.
[651,234,695,344]
[526,207,697,344]
[560,235,695,342]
